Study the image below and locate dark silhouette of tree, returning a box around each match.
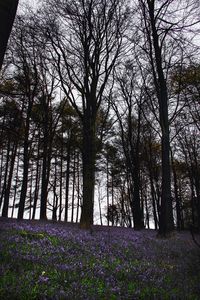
[0,0,19,69]
[171,62,200,229]
[0,98,22,216]
[137,0,199,236]
[45,0,128,228]
[10,21,42,220]
[0,0,199,236]
[142,129,161,230]
[111,61,144,229]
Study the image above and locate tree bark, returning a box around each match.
[80,115,96,229]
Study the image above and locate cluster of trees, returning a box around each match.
[0,0,199,236]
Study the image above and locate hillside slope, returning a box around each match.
[0,218,200,299]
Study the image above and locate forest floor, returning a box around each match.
[0,218,200,300]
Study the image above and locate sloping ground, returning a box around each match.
[0,218,199,299]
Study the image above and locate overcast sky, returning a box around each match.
[18,0,38,11]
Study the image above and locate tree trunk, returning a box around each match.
[131,165,144,229]
[29,166,34,219]
[2,142,17,217]
[146,141,158,229]
[158,101,174,235]
[144,185,150,229]
[111,170,114,226]
[59,128,64,221]
[40,143,48,220]
[52,154,58,221]
[18,109,32,219]
[71,151,76,223]
[18,132,31,219]
[98,185,103,226]
[80,116,96,229]
[149,169,158,230]
[0,147,4,195]
[76,151,80,223]
[0,139,10,213]
[106,155,110,226]
[32,139,41,220]
[40,129,52,220]
[124,103,144,229]
[171,149,182,230]
[190,176,196,226]
[11,151,20,218]
[147,0,174,236]
[194,174,200,230]
[64,144,71,222]
[0,0,19,69]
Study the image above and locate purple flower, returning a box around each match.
[38,271,49,283]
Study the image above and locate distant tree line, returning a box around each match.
[0,0,199,236]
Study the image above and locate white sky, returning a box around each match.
[18,0,38,11]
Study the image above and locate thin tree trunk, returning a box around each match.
[144,184,150,229]
[0,139,11,214]
[59,162,63,221]
[190,176,196,226]
[52,155,58,221]
[111,170,114,226]
[76,152,80,223]
[2,142,18,217]
[32,140,41,220]
[126,174,133,228]
[147,143,158,230]
[64,144,71,222]
[0,147,4,194]
[40,129,52,220]
[106,155,109,226]
[59,128,64,221]
[150,178,158,230]
[177,180,184,230]
[18,115,31,219]
[131,165,144,229]
[40,141,48,220]
[171,149,182,230]
[29,166,34,219]
[11,150,20,218]
[98,194,103,226]
[71,151,76,223]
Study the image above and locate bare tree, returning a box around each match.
[44,0,128,228]
[111,62,145,229]
[137,0,199,236]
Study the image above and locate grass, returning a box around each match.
[0,218,200,299]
